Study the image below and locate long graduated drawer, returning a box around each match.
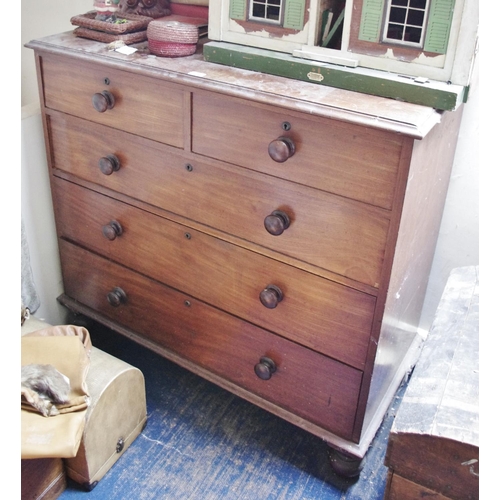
[59,239,363,441]
[53,178,375,370]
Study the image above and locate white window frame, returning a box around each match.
[382,0,431,48]
[248,0,284,25]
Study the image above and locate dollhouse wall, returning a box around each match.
[209,0,477,86]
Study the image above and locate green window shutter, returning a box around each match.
[358,0,384,42]
[283,0,306,30]
[230,0,246,20]
[424,0,455,54]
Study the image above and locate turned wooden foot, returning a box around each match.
[327,447,364,479]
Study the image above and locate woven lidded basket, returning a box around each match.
[147,18,200,57]
[147,19,199,43]
[148,39,197,57]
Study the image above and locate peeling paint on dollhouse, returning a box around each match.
[363,47,447,67]
[207,0,478,93]
[220,0,313,44]
[229,18,312,41]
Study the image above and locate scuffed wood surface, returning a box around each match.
[392,265,479,445]
[25,32,442,138]
[384,266,479,500]
[385,471,454,500]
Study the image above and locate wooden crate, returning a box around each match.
[384,266,479,500]
[21,458,66,500]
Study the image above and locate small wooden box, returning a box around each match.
[384,266,479,500]
[21,458,66,500]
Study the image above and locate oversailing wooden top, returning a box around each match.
[27,32,445,139]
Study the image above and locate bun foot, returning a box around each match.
[327,447,364,479]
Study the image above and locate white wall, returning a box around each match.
[21,0,93,324]
[419,58,480,331]
[21,104,66,324]
[20,0,479,330]
[22,0,93,107]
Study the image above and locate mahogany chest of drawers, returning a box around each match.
[27,33,463,470]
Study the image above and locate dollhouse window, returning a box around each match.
[230,0,306,30]
[249,0,283,24]
[383,0,429,47]
[358,0,455,54]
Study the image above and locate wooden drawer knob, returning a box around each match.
[264,210,290,236]
[268,136,295,162]
[254,356,276,380]
[99,154,121,175]
[107,287,127,307]
[92,90,115,113]
[259,284,283,309]
[102,220,123,241]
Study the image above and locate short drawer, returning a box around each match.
[53,178,376,370]
[41,54,185,148]
[49,111,389,287]
[192,91,404,210]
[59,239,363,441]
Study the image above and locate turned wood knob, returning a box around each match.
[254,357,277,380]
[99,154,120,175]
[268,136,296,162]
[264,210,290,236]
[102,220,123,240]
[92,90,115,113]
[107,287,127,307]
[259,284,283,309]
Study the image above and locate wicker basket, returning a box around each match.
[70,11,153,35]
[73,27,148,44]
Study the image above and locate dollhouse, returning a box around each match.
[205,0,478,108]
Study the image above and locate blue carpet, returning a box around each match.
[60,324,404,500]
